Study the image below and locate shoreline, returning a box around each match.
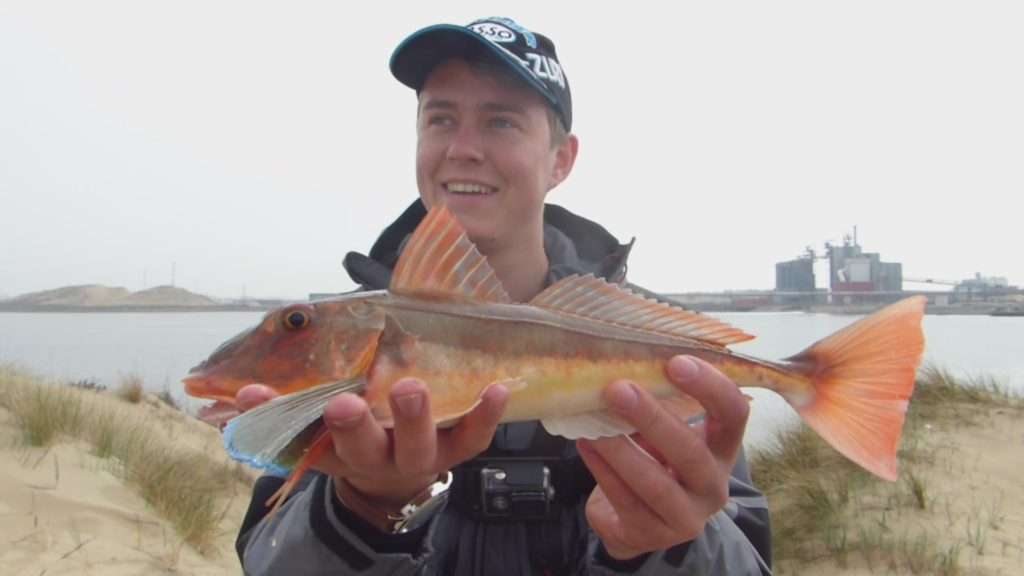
[0,303,276,313]
[2,302,1019,316]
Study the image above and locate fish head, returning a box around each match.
[183,293,386,403]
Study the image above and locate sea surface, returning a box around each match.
[1,310,1020,449]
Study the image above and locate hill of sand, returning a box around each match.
[115,286,218,307]
[9,284,218,308]
[12,285,133,306]
[1,388,252,576]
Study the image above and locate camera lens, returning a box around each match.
[490,496,509,511]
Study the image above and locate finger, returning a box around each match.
[604,379,718,489]
[389,378,438,475]
[322,392,389,473]
[586,432,702,529]
[665,356,749,466]
[438,383,508,468]
[577,439,678,546]
[235,384,278,412]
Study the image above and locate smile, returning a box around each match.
[444,182,497,196]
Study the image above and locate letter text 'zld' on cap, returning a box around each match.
[390,17,572,131]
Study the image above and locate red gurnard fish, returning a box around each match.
[184,205,926,512]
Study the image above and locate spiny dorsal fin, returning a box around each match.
[530,274,754,347]
[390,205,511,303]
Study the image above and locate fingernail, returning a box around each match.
[608,381,638,413]
[326,412,362,429]
[668,356,699,381]
[395,393,423,418]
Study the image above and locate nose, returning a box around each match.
[445,124,485,163]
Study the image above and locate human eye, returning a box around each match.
[423,113,454,128]
[488,116,518,130]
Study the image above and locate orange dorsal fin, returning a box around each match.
[530,274,754,347]
[390,205,511,303]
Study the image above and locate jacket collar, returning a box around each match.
[343,199,634,292]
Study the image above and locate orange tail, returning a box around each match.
[264,425,334,516]
[783,296,927,481]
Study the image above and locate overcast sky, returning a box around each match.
[2,1,1021,300]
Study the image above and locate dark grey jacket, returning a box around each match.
[236,201,773,575]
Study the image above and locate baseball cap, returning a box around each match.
[390,17,573,131]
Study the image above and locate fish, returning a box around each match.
[184,205,926,512]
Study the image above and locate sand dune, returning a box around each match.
[9,284,218,308]
[1,389,250,575]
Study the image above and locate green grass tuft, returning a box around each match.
[116,372,145,404]
[0,363,249,555]
[7,378,84,446]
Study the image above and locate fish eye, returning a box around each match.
[282,307,311,331]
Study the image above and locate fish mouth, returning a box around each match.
[197,400,240,428]
[182,374,241,404]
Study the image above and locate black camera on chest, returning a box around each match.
[454,458,559,521]
[479,461,555,519]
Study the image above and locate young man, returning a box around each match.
[235,17,771,575]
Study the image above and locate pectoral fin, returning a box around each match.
[223,377,366,472]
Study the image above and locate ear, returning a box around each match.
[549,134,579,189]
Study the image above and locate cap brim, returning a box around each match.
[389,24,558,109]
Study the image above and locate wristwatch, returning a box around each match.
[334,473,450,534]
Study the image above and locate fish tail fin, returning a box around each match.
[264,426,334,516]
[783,296,927,481]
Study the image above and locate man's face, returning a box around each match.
[416,59,576,252]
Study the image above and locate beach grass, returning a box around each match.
[0,364,250,555]
[0,366,84,446]
[750,363,1022,574]
[116,371,145,403]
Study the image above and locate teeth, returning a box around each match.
[446,182,495,195]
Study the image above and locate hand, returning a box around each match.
[236,379,509,512]
[576,356,749,561]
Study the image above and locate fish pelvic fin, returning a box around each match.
[264,425,334,517]
[390,204,511,304]
[783,296,927,481]
[541,411,635,439]
[542,394,706,440]
[530,274,754,347]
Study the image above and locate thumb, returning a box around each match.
[236,384,278,412]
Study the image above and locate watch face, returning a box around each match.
[393,491,449,533]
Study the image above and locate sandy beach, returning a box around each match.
[0,387,252,576]
[785,401,1024,575]
[1,377,1021,575]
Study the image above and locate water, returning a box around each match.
[720,312,1024,448]
[0,311,1021,448]
[0,311,263,414]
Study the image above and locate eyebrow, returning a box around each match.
[421,99,456,112]
[480,101,528,116]
[420,99,528,116]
